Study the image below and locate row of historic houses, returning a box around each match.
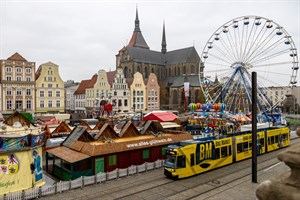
[72,68,160,116]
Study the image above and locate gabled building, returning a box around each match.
[110,68,130,112]
[85,74,97,115]
[146,73,160,111]
[35,62,65,115]
[116,8,202,110]
[130,72,146,112]
[0,53,36,115]
[93,70,111,112]
[64,80,80,113]
[74,79,90,114]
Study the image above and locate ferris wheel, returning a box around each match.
[201,16,298,114]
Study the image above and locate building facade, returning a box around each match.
[64,80,80,113]
[116,8,203,110]
[111,68,131,112]
[130,72,146,112]
[35,62,65,115]
[146,73,160,111]
[0,53,36,115]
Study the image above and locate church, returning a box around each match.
[116,8,205,111]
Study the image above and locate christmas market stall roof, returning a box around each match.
[46,125,193,158]
[142,111,178,122]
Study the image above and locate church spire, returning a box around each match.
[128,6,149,49]
[134,6,140,32]
[161,21,167,54]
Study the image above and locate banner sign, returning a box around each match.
[0,147,44,195]
[184,82,190,97]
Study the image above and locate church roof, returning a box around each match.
[166,47,200,64]
[126,46,165,65]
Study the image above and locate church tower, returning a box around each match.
[161,21,167,54]
[127,7,149,49]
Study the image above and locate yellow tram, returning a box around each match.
[164,127,290,179]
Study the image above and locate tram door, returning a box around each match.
[95,157,105,173]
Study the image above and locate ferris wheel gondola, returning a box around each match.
[200,16,298,114]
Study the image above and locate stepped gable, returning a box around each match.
[140,120,164,135]
[119,121,140,138]
[63,126,94,151]
[94,123,119,140]
[7,52,27,62]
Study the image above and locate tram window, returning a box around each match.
[268,137,271,145]
[275,135,279,143]
[215,148,220,159]
[176,156,186,168]
[221,147,227,158]
[283,134,288,141]
[249,142,252,150]
[271,136,275,144]
[237,143,243,153]
[243,142,248,151]
[260,138,264,146]
[190,154,195,166]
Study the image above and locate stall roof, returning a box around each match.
[46,146,90,163]
[142,111,178,122]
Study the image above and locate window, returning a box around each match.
[16,76,22,81]
[176,155,186,168]
[56,91,60,97]
[26,76,31,82]
[48,100,52,108]
[271,136,275,144]
[221,147,228,158]
[124,99,128,106]
[143,149,150,159]
[16,67,22,73]
[26,100,31,109]
[48,84,52,88]
[6,76,12,81]
[6,100,12,109]
[243,142,249,151]
[214,148,220,159]
[40,100,44,108]
[48,77,52,81]
[40,91,44,97]
[275,135,279,143]
[6,66,12,72]
[6,88,12,96]
[190,154,195,166]
[26,88,31,96]
[108,155,117,166]
[48,91,52,97]
[56,100,60,107]
[16,100,22,110]
[25,68,31,73]
[16,88,22,96]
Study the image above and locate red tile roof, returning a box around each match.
[86,74,97,88]
[107,70,116,87]
[7,52,28,62]
[74,80,90,95]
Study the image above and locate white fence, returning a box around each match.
[0,160,165,200]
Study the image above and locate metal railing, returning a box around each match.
[0,160,165,200]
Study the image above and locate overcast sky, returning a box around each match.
[1,0,299,85]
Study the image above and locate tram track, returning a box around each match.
[113,137,299,200]
[41,136,299,200]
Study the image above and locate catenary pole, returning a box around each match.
[252,72,257,183]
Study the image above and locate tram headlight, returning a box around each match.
[171,169,175,172]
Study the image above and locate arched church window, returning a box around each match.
[178,67,181,75]
[124,67,128,78]
[183,66,187,75]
